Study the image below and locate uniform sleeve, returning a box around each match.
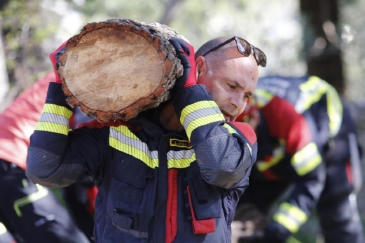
[26,82,110,187]
[173,84,258,189]
[259,96,326,242]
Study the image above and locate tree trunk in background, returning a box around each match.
[300,0,345,94]
[159,0,184,25]
[0,17,9,111]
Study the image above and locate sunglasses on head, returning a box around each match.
[201,36,267,67]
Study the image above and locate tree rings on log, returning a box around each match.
[57,18,184,122]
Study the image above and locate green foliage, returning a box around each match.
[0,0,60,91]
[340,0,365,100]
[0,0,364,239]
[1,0,363,103]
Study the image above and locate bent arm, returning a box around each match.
[264,160,326,242]
[173,85,257,189]
[26,82,99,187]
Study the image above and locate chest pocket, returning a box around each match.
[109,126,157,238]
[188,162,222,220]
[111,155,155,204]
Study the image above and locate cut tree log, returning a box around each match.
[56,18,184,122]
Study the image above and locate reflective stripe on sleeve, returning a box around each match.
[180,101,224,139]
[257,141,285,172]
[297,76,342,137]
[273,202,307,233]
[326,85,343,137]
[291,142,321,176]
[296,76,327,113]
[222,124,237,134]
[14,184,48,217]
[223,124,252,155]
[35,104,72,135]
[255,89,274,108]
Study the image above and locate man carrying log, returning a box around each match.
[26,19,266,243]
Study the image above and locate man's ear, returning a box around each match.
[195,56,207,78]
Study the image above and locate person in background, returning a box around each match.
[235,75,364,243]
[26,35,266,243]
[0,72,90,243]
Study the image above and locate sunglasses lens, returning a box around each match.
[253,48,267,67]
[237,39,251,56]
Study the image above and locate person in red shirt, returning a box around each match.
[0,72,90,243]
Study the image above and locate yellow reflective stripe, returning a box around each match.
[255,89,274,108]
[223,124,237,134]
[185,114,224,140]
[273,202,307,233]
[257,140,285,172]
[14,184,48,217]
[109,126,159,168]
[36,104,72,135]
[298,76,322,92]
[36,122,70,135]
[180,101,224,139]
[296,76,343,137]
[0,223,6,235]
[291,143,321,176]
[257,152,284,172]
[296,76,327,113]
[326,86,343,137]
[167,149,196,169]
[43,103,73,117]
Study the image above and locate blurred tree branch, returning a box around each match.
[0,16,9,110]
[159,0,184,25]
[300,0,344,94]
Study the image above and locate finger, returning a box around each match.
[175,38,190,56]
[169,37,190,57]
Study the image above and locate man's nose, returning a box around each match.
[231,93,247,112]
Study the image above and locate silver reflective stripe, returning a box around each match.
[180,101,225,139]
[167,149,196,169]
[182,106,222,129]
[291,143,321,176]
[110,127,159,168]
[38,112,69,126]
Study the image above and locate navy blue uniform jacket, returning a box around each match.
[26,82,257,243]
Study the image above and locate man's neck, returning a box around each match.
[159,100,184,132]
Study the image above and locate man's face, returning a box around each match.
[196,48,259,122]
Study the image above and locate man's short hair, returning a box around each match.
[195,37,229,58]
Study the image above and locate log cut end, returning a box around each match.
[57,18,184,122]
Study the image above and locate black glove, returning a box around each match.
[168,37,196,94]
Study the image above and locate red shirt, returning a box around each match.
[0,72,54,169]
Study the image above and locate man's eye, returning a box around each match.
[228,84,235,89]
